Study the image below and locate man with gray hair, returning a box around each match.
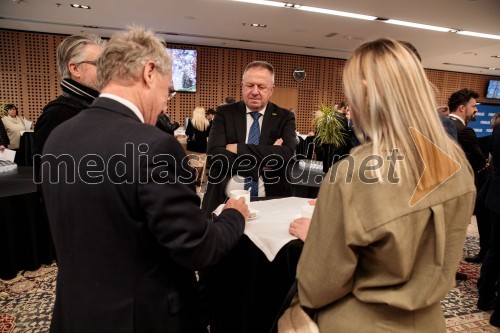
[34,33,105,178]
[202,61,297,217]
[41,26,248,333]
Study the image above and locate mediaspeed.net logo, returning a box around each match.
[408,127,461,207]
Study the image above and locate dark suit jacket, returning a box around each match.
[41,97,245,333]
[484,124,500,215]
[201,101,296,216]
[0,119,9,147]
[449,116,487,173]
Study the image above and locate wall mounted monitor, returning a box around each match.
[167,48,197,92]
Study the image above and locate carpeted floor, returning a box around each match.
[1,219,498,332]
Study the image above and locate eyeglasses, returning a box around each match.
[77,60,97,66]
[168,91,177,101]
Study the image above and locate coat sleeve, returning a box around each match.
[297,176,357,309]
[458,126,487,173]
[138,135,244,270]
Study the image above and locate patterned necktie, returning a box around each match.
[245,112,261,197]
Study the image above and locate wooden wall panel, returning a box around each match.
[1,29,499,135]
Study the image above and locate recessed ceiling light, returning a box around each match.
[250,23,267,27]
[384,19,453,32]
[457,30,500,40]
[70,3,91,9]
[491,55,500,58]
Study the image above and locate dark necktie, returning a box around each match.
[245,112,261,197]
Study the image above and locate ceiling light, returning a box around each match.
[443,63,500,70]
[250,23,267,27]
[70,3,91,9]
[492,55,500,58]
[233,0,284,7]
[457,31,500,40]
[384,19,453,32]
[298,5,377,21]
[234,0,376,20]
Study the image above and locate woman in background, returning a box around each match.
[186,106,211,154]
[2,104,28,149]
[291,38,476,332]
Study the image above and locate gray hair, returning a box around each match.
[97,26,172,90]
[243,61,275,84]
[57,34,105,79]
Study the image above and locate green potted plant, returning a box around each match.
[312,104,349,172]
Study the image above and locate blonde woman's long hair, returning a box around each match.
[343,38,464,190]
[191,106,209,131]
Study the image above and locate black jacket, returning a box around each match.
[41,97,244,333]
[156,113,179,135]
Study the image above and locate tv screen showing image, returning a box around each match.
[486,79,500,99]
[167,48,197,92]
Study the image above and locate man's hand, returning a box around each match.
[289,217,311,241]
[226,143,237,154]
[273,138,283,146]
[224,197,250,220]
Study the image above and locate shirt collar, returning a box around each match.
[246,105,266,116]
[449,113,465,126]
[99,93,145,123]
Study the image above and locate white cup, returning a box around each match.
[301,205,315,219]
[229,189,251,205]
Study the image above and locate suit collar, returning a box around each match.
[99,93,144,123]
[91,97,143,123]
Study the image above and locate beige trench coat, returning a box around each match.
[297,145,476,333]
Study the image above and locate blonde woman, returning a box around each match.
[186,106,211,153]
[291,39,476,332]
[2,104,28,149]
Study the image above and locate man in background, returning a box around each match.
[201,61,296,217]
[34,34,105,179]
[41,26,248,333]
[448,88,490,267]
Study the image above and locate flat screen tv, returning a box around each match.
[486,79,500,99]
[167,48,197,92]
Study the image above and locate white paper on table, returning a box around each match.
[23,118,33,130]
[0,148,16,162]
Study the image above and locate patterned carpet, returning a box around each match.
[1,220,498,332]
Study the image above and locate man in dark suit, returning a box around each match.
[40,26,249,333]
[448,88,489,266]
[201,61,296,217]
[477,121,500,327]
[34,34,105,180]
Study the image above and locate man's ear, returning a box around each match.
[143,61,156,87]
[68,62,80,79]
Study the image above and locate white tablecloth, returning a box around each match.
[244,197,310,261]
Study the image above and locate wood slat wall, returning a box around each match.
[1,29,499,134]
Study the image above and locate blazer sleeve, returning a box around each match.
[457,126,487,173]
[297,177,357,309]
[138,135,244,270]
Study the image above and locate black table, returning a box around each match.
[203,236,303,333]
[0,166,55,280]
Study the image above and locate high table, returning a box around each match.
[0,166,55,280]
[203,197,312,333]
